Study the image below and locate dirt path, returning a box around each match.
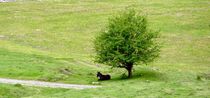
[0,78,101,89]
[0,0,15,2]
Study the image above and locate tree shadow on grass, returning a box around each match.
[108,68,167,82]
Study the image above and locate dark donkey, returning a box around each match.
[97,72,111,81]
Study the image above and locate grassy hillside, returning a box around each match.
[0,0,210,98]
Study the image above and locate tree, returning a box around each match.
[94,9,160,78]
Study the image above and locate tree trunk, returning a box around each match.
[125,63,133,78]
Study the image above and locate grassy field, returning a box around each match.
[0,0,210,98]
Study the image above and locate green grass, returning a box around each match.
[0,48,99,84]
[0,0,210,97]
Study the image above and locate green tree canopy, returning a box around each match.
[94,9,160,78]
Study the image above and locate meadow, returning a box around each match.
[0,0,210,97]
